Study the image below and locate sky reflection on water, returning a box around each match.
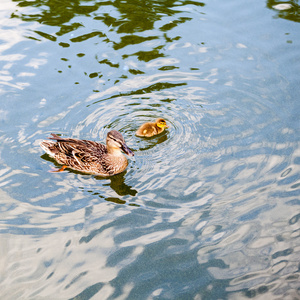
[0,0,299,299]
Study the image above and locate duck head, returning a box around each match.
[156,118,169,129]
[107,130,134,156]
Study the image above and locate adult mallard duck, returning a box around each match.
[136,118,169,137]
[40,130,134,176]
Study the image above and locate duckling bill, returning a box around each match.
[136,118,169,137]
[40,130,134,176]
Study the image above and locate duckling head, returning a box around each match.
[107,130,134,156]
[155,118,169,129]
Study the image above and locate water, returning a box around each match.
[0,0,299,298]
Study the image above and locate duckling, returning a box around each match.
[136,118,169,137]
[40,130,134,176]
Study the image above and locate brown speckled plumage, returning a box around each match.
[40,130,134,176]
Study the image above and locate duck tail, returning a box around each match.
[48,133,65,141]
[40,140,57,157]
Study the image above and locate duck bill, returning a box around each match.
[121,143,134,156]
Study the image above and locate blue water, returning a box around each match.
[0,0,299,298]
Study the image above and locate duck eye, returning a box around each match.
[111,137,122,146]
[109,136,117,142]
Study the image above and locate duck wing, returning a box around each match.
[48,133,107,161]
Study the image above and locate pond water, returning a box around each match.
[0,0,299,298]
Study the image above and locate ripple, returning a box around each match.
[0,0,299,299]
[273,4,293,11]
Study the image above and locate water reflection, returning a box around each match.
[1,0,299,298]
[10,0,206,85]
[12,0,204,32]
[41,154,137,198]
[135,127,168,149]
[267,0,300,22]
[11,0,204,50]
[89,82,186,105]
[100,172,138,197]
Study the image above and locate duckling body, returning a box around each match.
[40,130,134,176]
[136,118,168,137]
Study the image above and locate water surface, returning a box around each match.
[0,0,299,299]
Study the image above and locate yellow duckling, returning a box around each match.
[40,130,134,176]
[136,118,169,137]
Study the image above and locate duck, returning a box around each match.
[136,118,169,137]
[40,130,134,176]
